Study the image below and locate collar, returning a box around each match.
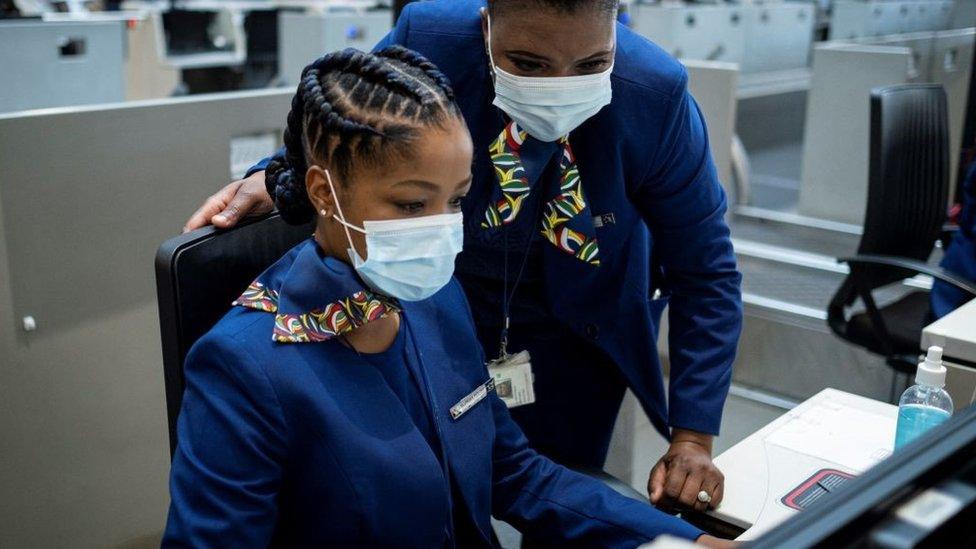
[233,239,400,343]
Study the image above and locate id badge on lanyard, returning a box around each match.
[488,350,535,408]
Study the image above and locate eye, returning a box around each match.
[449,195,467,210]
[577,59,610,73]
[511,59,544,73]
[397,201,426,214]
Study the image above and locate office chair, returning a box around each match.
[828,84,976,377]
[155,213,314,455]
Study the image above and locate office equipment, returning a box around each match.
[0,19,125,113]
[750,403,976,548]
[155,8,246,69]
[922,298,976,409]
[827,84,976,375]
[683,389,898,539]
[277,7,393,86]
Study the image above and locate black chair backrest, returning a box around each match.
[155,214,313,455]
[857,84,950,288]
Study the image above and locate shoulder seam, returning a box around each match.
[636,67,689,190]
[610,74,673,100]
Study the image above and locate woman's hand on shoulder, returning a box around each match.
[183,170,274,233]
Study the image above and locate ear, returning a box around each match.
[306,165,336,217]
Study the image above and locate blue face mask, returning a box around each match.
[327,170,464,302]
[486,15,614,142]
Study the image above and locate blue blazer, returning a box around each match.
[932,162,976,318]
[163,240,703,547]
[252,0,742,439]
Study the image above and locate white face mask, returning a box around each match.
[486,15,614,142]
[326,170,464,302]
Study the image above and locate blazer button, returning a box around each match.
[585,323,600,339]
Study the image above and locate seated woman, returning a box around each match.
[164,47,729,548]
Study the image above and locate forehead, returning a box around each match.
[490,7,616,58]
[352,119,473,187]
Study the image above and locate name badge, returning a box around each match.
[488,350,536,409]
[450,378,495,421]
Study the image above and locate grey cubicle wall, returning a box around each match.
[830,0,956,40]
[685,60,740,204]
[798,30,975,225]
[932,28,976,196]
[278,9,393,86]
[798,43,916,225]
[0,20,126,113]
[0,89,290,547]
[631,3,814,75]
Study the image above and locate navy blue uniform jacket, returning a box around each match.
[250,0,742,438]
[163,240,704,546]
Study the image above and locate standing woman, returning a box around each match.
[186,0,742,512]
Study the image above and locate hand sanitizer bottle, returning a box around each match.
[894,346,954,450]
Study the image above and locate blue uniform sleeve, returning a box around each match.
[162,334,288,548]
[245,4,414,179]
[489,395,704,545]
[932,162,976,317]
[631,69,743,436]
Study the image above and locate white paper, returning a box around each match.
[763,397,895,472]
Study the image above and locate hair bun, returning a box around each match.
[265,158,315,225]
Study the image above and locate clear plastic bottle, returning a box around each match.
[894,346,954,450]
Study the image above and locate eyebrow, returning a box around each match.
[579,50,614,62]
[506,50,551,62]
[506,49,614,63]
[392,176,472,191]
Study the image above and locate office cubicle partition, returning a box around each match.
[0,19,126,113]
[0,89,290,547]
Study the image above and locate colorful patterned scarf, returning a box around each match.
[482,122,600,266]
[233,280,400,343]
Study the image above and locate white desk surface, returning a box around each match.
[708,388,897,540]
[922,298,976,363]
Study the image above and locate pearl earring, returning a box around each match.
[320,209,328,217]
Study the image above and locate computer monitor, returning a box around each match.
[751,404,976,548]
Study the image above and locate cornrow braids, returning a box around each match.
[267,46,462,225]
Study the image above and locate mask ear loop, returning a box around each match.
[485,12,497,74]
[324,169,366,257]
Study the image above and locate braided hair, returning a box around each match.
[266,46,462,225]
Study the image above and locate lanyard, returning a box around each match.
[498,165,550,360]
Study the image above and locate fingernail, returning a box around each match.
[214,215,227,223]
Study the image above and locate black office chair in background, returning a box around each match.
[155,213,313,454]
[828,84,976,379]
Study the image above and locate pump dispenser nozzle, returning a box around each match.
[916,346,947,388]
